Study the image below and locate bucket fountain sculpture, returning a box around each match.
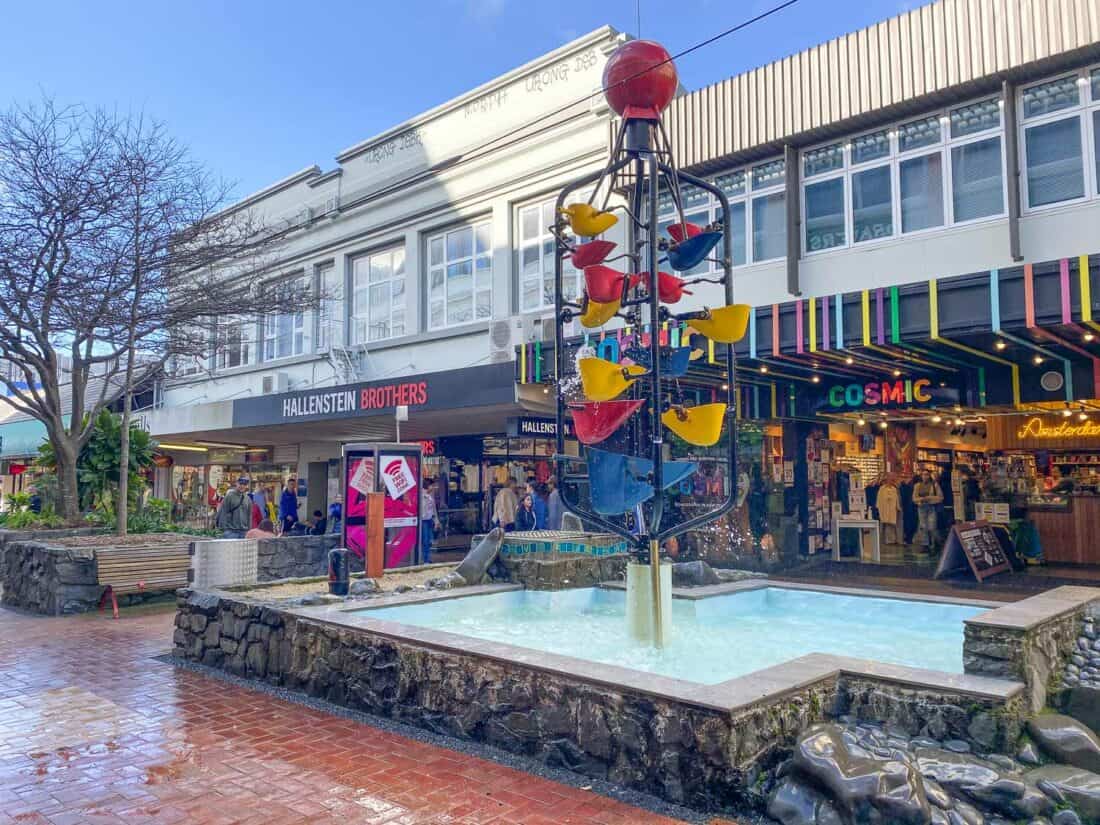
[551,40,749,646]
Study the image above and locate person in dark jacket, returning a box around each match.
[308,509,327,535]
[526,480,548,530]
[279,479,299,533]
[216,476,253,538]
[515,494,538,532]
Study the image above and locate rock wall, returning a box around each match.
[965,602,1092,712]
[0,539,99,615]
[837,676,1026,752]
[172,588,836,811]
[498,553,629,590]
[255,535,361,581]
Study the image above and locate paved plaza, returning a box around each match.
[0,603,739,825]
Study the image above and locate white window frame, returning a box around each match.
[1019,68,1100,213]
[214,314,256,371]
[517,198,578,314]
[351,246,406,344]
[315,261,344,353]
[172,324,211,378]
[426,220,492,331]
[655,165,757,269]
[801,142,846,255]
[262,274,311,362]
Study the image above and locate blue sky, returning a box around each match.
[2,0,918,199]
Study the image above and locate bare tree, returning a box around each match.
[0,98,313,527]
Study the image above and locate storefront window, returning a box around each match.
[428,222,492,329]
[352,246,405,343]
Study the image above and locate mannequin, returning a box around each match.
[877,474,902,545]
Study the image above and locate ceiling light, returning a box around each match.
[878,421,888,429]
[195,440,248,449]
[1063,407,1073,417]
[955,418,964,426]
[1033,355,1043,365]
[845,356,854,365]
[892,369,901,377]
[542,386,549,394]
[954,405,961,412]
[811,376,820,383]
[156,443,209,452]
[857,418,866,426]
[1080,412,1090,421]
[1086,333,1096,342]
[760,365,768,373]
[931,415,942,423]
[721,383,729,390]
[995,340,1007,350]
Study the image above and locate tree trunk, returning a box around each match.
[53,441,82,525]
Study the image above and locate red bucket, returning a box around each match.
[570,399,645,445]
[569,239,616,268]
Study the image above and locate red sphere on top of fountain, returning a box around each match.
[602,40,678,120]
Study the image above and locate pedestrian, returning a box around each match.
[246,518,276,539]
[493,482,518,532]
[546,478,563,531]
[279,478,299,533]
[308,509,327,535]
[913,469,944,551]
[249,493,263,529]
[420,480,438,563]
[515,494,538,532]
[216,476,252,539]
[327,501,342,535]
[526,479,547,530]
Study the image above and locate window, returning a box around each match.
[1094,110,1100,194]
[899,153,944,232]
[352,247,405,343]
[656,171,751,270]
[1025,117,1085,206]
[428,222,491,329]
[658,184,712,276]
[950,98,1002,138]
[263,276,311,361]
[951,137,1004,221]
[898,115,941,152]
[803,144,845,252]
[1021,71,1097,209]
[851,165,893,242]
[519,200,576,312]
[215,315,254,370]
[172,325,209,377]
[316,263,344,351]
[751,159,786,262]
[1092,69,1100,102]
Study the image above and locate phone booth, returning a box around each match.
[342,442,424,569]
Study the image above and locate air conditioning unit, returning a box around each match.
[488,320,516,363]
[261,372,290,395]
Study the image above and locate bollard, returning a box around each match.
[328,547,350,596]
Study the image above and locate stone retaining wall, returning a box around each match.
[0,539,98,615]
[963,586,1100,712]
[256,535,361,581]
[499,552,629,590]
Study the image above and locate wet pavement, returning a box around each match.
[0,603,738,824]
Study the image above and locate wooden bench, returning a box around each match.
[95,543,192,618]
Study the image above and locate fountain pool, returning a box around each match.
[357,585,984,684]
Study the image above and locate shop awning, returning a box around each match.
[519,252,1100,422]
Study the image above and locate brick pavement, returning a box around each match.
[0,603,740,825]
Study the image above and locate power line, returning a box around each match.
[337,0,801,213]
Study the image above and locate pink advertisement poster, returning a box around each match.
[342,447,421,567]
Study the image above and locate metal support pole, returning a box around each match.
[646,142,665,649]
[648,538,664,647]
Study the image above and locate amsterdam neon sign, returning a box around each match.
[827,378,933,408]
[1016,417,1100,439]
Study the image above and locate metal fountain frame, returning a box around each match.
[551,111,739,646]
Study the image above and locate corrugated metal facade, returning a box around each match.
[664,0,1100,171]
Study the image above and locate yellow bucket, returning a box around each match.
[559,203,618,237]
[689,305,751,344]
[662,403,727,446]
[579,297,620,328]
[578,358,646,402]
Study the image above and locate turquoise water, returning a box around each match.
[358,587,983,685]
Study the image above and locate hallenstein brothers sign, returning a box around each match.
[231,363,515,427]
